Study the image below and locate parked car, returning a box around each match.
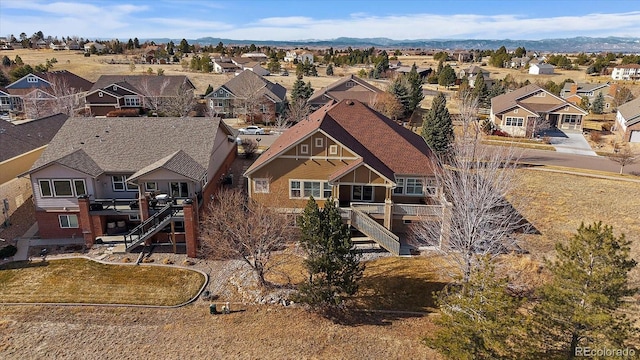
[238,126,265,135]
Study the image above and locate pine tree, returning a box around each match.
[204,84,214,96]
[422,92,454,155]
[472,74,488,108]
[429,259,524,360]
[297,197,364,308]
[438,65,457,88]
[291,79,313,101]
[591,92,605,114]
[530,222,638,358]
[326,63,334,76]
[389,77,410,117]
[407,63,424,113]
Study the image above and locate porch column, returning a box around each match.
[139,194,149,221]
[384,187,393,231]
[77,195,95,248]
[183,199,199,258]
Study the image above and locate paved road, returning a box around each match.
[520,148,640,175]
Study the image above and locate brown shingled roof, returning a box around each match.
[308,75,383,105]
[245,100,438,182]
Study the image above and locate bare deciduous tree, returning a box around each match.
[371,92,404,120]
[412,94,527,283]
[138,76,170,115]
[286,98,310,124]
[234,71,266,124]
[22,89,55,119]
[608,145,638,174]
[199,189,294,287]
[160,80,196,117]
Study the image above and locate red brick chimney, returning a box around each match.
[183,199,199,258]
[77,195,95,248]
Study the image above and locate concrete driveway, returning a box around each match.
[543,129,598,157]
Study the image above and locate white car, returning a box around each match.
[238,126,265,135]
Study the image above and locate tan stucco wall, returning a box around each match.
[0,146,46,185]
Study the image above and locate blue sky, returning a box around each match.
[1,0,639,41]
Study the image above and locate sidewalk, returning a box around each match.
[12,223,84,261]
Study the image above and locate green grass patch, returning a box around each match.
[0,258,205,306]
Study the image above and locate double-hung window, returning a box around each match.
[352,185,373,202]
[59,214,79,228]
[254,178,269,193]
[290,180,332,199]
[113,175,137,192]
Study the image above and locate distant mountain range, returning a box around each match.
[144,36,640,53]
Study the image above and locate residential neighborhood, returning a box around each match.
[1,1,640,359]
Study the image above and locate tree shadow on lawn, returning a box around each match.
[327,273,448,327]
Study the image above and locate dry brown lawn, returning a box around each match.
[0,258,205,306]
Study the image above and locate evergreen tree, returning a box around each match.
[1,55,10,67]
[487,82,505,99]
[407,63,424,113]
[291,79,313,101]
[204,84,214,96]
[530,222,637,358]
[389,77,410,117]
[472,74,489,108]
[267,56,280,73]
[579,96,591,111]
[429,259,524,360]
[326,63,334,76]
[179,38,190,54]
[0,70,9,86]
[133,37,140,49]
[422,92,454,155]
[14,55,23,66]
[126,38,134,50]
[297,197,364,308]
[295,62,305,78]
[310,65,318,77]
[591,92,605,114]
[438,65,457,88]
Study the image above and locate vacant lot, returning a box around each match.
[0,258,205,306]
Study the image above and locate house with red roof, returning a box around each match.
[307,75,384,110]
[244,99,443,255]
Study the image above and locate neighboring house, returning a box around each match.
[244,99,443,255]
[0,86,20,112]
[284,50,314,63]
[0,114,68,220]
[450,50,472,63]
[560,82,617,112]
[212,58,241,73]
[508,57,530,69]
[615,97,640,143]
[5,71,93,116]
[24,117,238,257]
[393,66,432,79]
[490,84,588,137]
[49,42,66,51]
[241,53,268,61]
[388,60,402,69]
[84,75,195,116]
[65,41,81,50]
[529,63,554,75]
[204,70,286,122]
[459,65,493,88]
[611,64,640,81]
[307,75,384,109]
[84,42,105,53]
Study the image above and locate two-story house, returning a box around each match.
[24,117,238,257]
[611,64,640,81]
[459,65,494,88]
[560,82,617,112]
[615,97,640,143]
[84,75,195,116]
[244,99,444,255]
[4,71,93,116]
[205,70,286,122]
[307,75,384,110]
[490,84,588,137]
[284,50,314,64]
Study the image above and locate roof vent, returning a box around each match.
[346,100,354,106]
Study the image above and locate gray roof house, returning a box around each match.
[615,97,640,143]
[25,116,238,250]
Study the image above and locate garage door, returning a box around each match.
[631,131,640,143]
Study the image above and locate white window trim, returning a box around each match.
[129,213,141,221]
[52,179,74,197]
[169,181,189,198]
[59,214,79,229]
[329,145,338,155]
[145,182,158,192]
[315,138,323,148]
[254,178,270,193]
[39,179,53,198]
[394,177,432,197]
[73,179,87,197]
[98,91,103,97]
[505,117,524,127]
[27,77,38,83]
[112,175,136,192]
[289,180,332,199]
[300,144,309,154]
[352,185,374,202]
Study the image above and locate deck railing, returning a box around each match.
[123,204,180,250]
[393,204,443,217]
[350,208,400,255]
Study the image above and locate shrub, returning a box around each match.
[122,257,132,263]
[492,129,511,137]
[601,123,613,132]
[183,259,195,266]
[589,131,602,143]
[240,139,258,158]
[0,245,17,258]
[162,258,174,265]
[106,108,140,117]
[142,257,154,263]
